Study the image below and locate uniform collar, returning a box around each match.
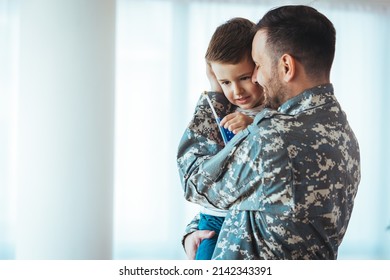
[278,83,334,115]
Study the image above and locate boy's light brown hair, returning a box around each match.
[205,17,255,64]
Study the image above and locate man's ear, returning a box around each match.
[279,54,295,82]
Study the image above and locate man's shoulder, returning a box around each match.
[252,108,301,133]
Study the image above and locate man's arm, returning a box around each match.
[184,230,216,260]
[177,92,286,211]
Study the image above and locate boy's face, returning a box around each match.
[211,58,264,110]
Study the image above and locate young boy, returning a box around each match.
[193,17,264,260]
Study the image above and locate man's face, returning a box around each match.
[211,58,264,110]
[251,30,286,110]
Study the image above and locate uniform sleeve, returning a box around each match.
[181,213,200,249]
[177,91,236,208]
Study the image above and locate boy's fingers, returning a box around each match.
[220,113,237,127]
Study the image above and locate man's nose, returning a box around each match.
[251,69,258,84]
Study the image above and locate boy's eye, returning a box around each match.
[221,81,230,85]
[240,76,251,81]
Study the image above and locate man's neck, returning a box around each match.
[287,75,330,100]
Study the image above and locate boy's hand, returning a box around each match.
[220,112,253,134]
[206,63,223,93]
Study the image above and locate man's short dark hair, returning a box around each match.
[255,5,336,78]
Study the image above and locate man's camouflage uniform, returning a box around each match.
[177,84,360,259]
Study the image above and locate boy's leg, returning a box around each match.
[195,214,225,260]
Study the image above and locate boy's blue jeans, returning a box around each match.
[195,213,225,260]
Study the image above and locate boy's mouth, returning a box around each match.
[236,96,250,105]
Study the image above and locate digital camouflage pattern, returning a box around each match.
[177,84,360,259]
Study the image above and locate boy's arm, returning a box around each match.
[182,91,233,147]
[177,91,236,208]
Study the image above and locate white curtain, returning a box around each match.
[1,0,389,259]
[0,0,18,259]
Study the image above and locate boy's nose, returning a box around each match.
[233,85,244,96]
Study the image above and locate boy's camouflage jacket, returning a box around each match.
[177,84,360,259]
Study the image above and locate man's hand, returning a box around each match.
[206,63,223,93]
[184,230,216,260]
[220,112,254,134]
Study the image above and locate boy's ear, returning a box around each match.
[279,54,295,82]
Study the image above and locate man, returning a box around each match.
[177,5,360,259]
